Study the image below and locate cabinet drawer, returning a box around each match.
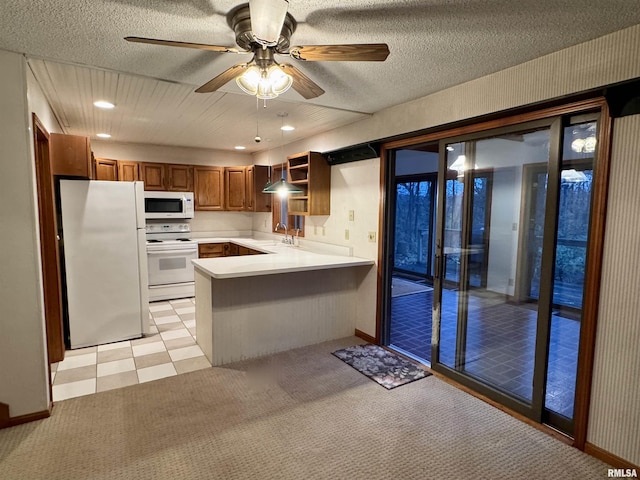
[198,243,228,258]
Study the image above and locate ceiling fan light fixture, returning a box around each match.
[236,64,292,99]
[250,0,289,46]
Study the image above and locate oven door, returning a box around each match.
[147,247,197,286]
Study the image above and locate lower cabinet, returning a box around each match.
[198,243,229,258]
[198,242,265,258]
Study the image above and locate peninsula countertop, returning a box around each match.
[191,237,374,279]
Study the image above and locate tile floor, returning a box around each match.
[51,297,211,402]
[389,282,580,419]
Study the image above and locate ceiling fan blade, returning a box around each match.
[249,0,288,45]
[195,64,249,93]
[279,64,325,99]
[125,37,243,54]
[288,44,390,62]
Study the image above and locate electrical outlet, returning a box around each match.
[368,231,376,243]
[345,229,349,240]
[314,225,318,235]
[322,226,326,236]
[348,210,354,221]
[263,219,267,228]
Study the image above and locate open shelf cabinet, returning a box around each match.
[286,151,331,216]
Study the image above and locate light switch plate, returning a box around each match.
[368,232,376,242]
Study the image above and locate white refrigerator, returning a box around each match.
[59,180,149,349]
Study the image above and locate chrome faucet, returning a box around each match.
[275,222,291,244]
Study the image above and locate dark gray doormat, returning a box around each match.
[332,344,431,389]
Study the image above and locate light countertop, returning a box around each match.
[191,237,374,279]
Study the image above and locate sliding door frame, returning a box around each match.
[376,97,612,449]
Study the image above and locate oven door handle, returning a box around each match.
[147,249,197,255]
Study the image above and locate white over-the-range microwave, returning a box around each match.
[144,191,194,219]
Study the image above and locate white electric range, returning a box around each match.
[146,222,198,302]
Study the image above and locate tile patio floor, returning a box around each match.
[389,284,579,419]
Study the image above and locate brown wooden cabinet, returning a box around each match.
[225,167,246,211]
[94,158,118,181]
[140,162,165,190]
[50,133,92,178]
[287,151,331,216]
[118,161,139,182]
[246,165,271,212]
[194,166,224,211]
[199,242,264,258]
[225,165,271,212]
[167,164,193,192]
[198,243,228,258]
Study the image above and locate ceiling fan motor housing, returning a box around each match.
[227,3,296,53]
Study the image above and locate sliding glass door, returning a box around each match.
[431,114,600,434]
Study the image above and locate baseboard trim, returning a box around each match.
[585,442,640,471]
[0,401,51,430]
[354,329,376,344]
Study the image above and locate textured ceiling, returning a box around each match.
[3,0,640,152]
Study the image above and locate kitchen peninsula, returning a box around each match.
[192,239,374,366]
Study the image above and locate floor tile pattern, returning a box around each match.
[389,283,580,418]
[51,298,210,401]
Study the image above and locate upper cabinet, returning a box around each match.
[224,165,271,212]
[118,161,139,182]
[50,133,92,178]
[140,162,165,190]
[246,165,271,212]
[287,151,331,216]
[194,166,224,211]
[140,162,193,191]
[94,158,118,181]
[166,164,193,192]
[225,167,246,211]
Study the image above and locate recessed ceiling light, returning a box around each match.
[234,145,246,150]
[280,125,295,131]
[96,133,111,138]
[93,101,115,109]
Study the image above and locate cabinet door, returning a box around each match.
[194,166,224,210]
[50,133,92,178]
[198,243,225,258]
[245,166,255,211]
[140,162,166,191]
[118,161,139,182]
[225,167,246,211]
[167,164,194,192]
[228,243,239,256]
[94,158,118,181]
[252,165,271,212]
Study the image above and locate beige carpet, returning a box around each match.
[392,277,432,297]
[0,337,608,480]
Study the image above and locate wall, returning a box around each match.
[587,113,640,465]
[0,50,50,417]
[91,141,251,166]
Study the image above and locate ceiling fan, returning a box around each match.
[125,0,390,100]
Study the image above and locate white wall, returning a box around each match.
[587,113,640,465]
[91,141,251,166]
[0,50,50,417]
